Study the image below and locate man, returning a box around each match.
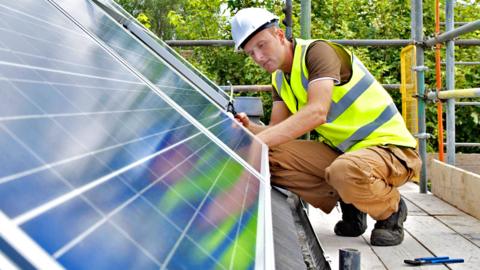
[230,8,422,246]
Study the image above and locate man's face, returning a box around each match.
[243,28,282,73]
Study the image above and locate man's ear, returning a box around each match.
[275,28,286,42]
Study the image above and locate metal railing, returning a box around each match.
[427,88,480,147]
[218,84,401,93]
[165,39,480,47]
[412,0,479,192]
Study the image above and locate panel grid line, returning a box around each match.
[2,106,247,262]
[0,121,194,185]
[158,127,258,258]
[188,135,257,260]
[11,130,203,226]
[0,42,126,79]
[0,108,176,122]
[52,138,212,259]
[45,0,267,182]
[0,61,142,85]
[0,77,148,93]
[134,142,255,263]
[160,153,232,270]
[119,117,257,260]
[229,178,252,269]
[0,3,87,39]
[182,135,260,241]
[0,26,114,71]
[0,75,202,94]
[51,135,236,268]
[1,67,226,190]
[1,119,165,266]
[159,122,257,268]
[1,62,238,265]
[3,100,236,267]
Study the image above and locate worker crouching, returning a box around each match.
[231,7,422,246]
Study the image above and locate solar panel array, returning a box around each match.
[0,1,271,269]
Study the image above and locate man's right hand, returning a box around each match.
[234,112,250,128]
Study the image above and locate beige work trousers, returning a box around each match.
[269,140,422,220]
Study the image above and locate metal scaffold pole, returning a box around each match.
[424,20,480,47]
[284,0,293,40]
[412,0,428,193]
[445,0,456,165]
[301,0,311,141]
[300,0,311,39]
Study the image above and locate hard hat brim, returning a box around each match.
[235,19,279,51]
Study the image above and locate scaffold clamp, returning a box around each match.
[412,65,429,72]
[412,93,429,102]
[414,133,431,139]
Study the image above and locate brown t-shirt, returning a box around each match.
[272,40,352,101]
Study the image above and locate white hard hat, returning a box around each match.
[231,8,279,51]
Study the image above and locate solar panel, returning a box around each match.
[93,0,231,105]
[0,1,272,269]
[49,0,265,173]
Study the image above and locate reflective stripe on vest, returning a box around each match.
[327,57,374,123]
[336,102,398,152]
[274,45,309,97]
[271,39,416,152]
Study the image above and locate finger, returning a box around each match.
[235,112,247,119]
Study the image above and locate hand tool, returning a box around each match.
[404,256,464,266]
[226,80,237,117]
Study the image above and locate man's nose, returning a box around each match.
[252,50,265,62]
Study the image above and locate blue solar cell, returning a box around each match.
[57,222,160,269]
[0,1,268,269]
[20,197,103,255]
[0,169,71,218]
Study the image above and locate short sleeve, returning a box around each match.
[305,41,342,84]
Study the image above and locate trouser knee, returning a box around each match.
[325,157,363,204]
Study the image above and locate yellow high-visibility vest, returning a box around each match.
[272,39,416,152]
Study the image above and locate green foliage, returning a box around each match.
[136,13,151,29]
[117,0,479,152]
[115,0,188,39]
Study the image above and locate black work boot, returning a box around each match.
[370,197,408,246]
[334,201,367,237]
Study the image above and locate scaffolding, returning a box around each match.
[166,0,480,193]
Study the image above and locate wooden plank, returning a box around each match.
[403,196,429,216]
[399,181,422,193]
[310,207,447,270]
[309,207,386,269]
[430,160,480,219]
[427,154,480,176]
[454,154,480,175]
[436,215,480,247]
[399,183,431,216]
[309,181,480,269]
[364,218,448,270]
[403,183,480,239]
[402,182,480,250]
[402,192,464,216]
[405,216,480,269]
